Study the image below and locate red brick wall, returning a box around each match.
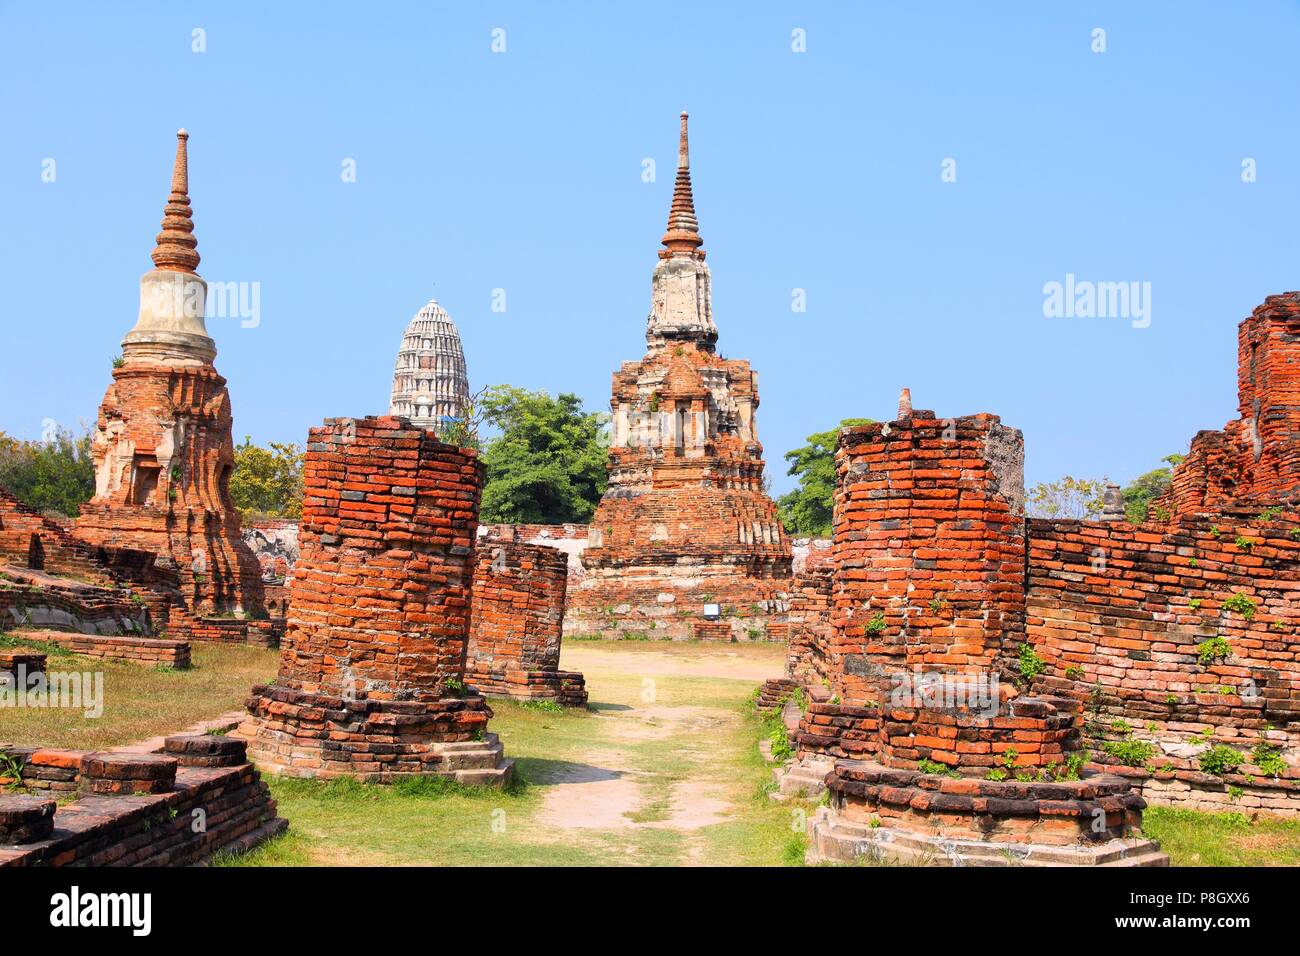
[274,416,484,700]
[11,629,191,668]
[1026,507,1300,727]
[469,541,567,671]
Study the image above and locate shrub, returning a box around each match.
[1199,744,1244,777]
[1017,643,1046,680]
[1221,593,1257,621]
[1196,637,1233,666]
[1102,739,1155,767]
[1251,743,1287,778]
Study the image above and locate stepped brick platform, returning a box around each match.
[756,677,799,711]
[10,629,190,668]
[792,400,1166,865]
[0,738,285,866]
[809,761,1166,866]
[243,416,513,786]
[0,566,151,636]
[565,114,792,642]
[467,540,587,706]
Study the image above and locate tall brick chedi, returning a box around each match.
[565,113,792,640]
[244,416,513,784]
[76,131,264,621]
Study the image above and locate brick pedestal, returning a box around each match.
[799,407,1166,865]
[243,416,513,785]
[467,541,587,706]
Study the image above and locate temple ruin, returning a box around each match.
[73,130,268,635]
[467,533,587,705]
[564,113,793,641]
[782,401,1168,864]
[769,290,1300,862]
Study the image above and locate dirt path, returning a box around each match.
[533,642,784,864]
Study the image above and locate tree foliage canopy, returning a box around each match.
[1121,454,1182,522]
[478,386,608,524]
[1025,475,1109,520]
[776,418,874,537]
[0,427,95,517]
[229,438,305,520]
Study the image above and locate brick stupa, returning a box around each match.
[800,405,1167,865]
[76,130,265,622]
[565,113,792,640]
[243,416,513,785]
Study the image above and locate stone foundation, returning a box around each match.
[809,762,1166,866]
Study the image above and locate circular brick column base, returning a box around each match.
[243,684,514,786]
[807,761,1168,866]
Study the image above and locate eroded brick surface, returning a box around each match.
[243,416,513,785]
[467,541,587,705]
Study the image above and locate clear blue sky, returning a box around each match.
[3,2,1298,496]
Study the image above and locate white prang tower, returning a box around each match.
[389,298,470,429]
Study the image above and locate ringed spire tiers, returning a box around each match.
[646,111,717,350]
[660,112,704,260]
[151,129,201,273]
[122,128,214,363]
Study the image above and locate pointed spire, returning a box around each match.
[897,387,913,419]
[150,129,201,273]
[660,112,704,259]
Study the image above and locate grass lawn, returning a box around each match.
[1143,806,1300,866]
[0,633,277,750]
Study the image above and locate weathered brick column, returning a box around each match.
[467,540,587,706]
[243,416,513,785]
[803,405,1166,865]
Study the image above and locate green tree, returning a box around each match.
[777,418,873,537]
[478,386,608,524]
[229,438,305,520]
[1122,454,1183,522]
[1026,476,1108,520]
[0,427,95,517]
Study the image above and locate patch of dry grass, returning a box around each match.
[0,638,277,750]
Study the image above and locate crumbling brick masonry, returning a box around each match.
[467,540,587,706]
[799,404,1166,866]
[242,416,513,785]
